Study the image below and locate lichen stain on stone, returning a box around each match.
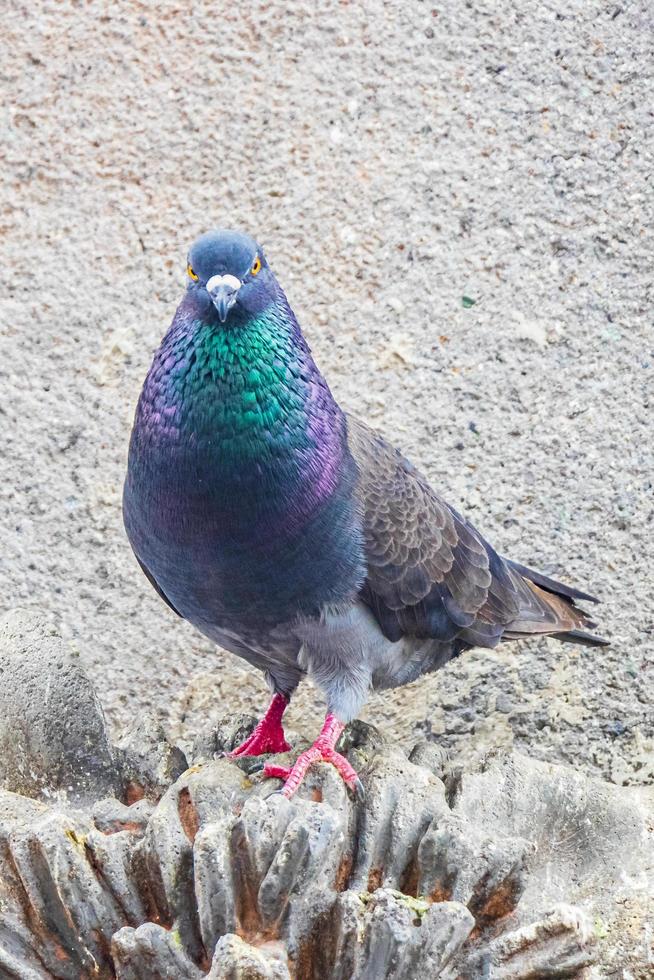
[429,883,452,903]
[367,866,383,892]
[64,827,86,849]
[230,823,267,941]
[292,909,338,980]
[53,942,71,963]
[392,890,430,919]
[124,780,146,805]
[399,852,420,897]
[98,819,143,836]
[471,873,523,927]
[177,785,199,843]
[184,764,204,776]
[334,852,353,892]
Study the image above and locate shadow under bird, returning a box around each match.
[123,229,607,798]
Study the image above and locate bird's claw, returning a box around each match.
[352,776,366,801]
[262,763,292,780]
[263,747,362,800]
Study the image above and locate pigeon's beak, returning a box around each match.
[206,274,241,323]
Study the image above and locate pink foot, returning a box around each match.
[228,693,291,757]
[263,714,363,799]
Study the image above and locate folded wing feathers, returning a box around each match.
[347,414,604,649]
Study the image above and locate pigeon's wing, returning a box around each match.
[135,554,182,618]
[346,416,595,647]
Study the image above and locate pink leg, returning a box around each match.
[228,692,291,757]
[263,714,363,799]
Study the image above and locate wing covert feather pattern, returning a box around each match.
[347,416,595,648]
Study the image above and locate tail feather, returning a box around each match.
[503,561,608,648]
[506,558,600,604]
[551,629,610,648]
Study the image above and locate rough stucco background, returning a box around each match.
[2,1,652,785]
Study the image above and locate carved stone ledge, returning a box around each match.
[1,611,652,978]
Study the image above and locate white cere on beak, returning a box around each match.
[206,274,241,293]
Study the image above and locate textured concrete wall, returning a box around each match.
[2,2,652,782]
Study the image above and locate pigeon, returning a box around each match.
[123,228,607,799]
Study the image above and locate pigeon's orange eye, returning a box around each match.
[251,256,262,276]
[187,263,199,281]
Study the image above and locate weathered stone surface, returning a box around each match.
[0,695,652,977]
[0,611,193,816]
[329,890,473,980]
[115,713,188,803]
[444,750,654,978]
[91,796,154,834]
[407,739,450,781]
[345,732,449,895]
[458,905,596,980]
[191,712,263,762]
[112,922,204,980]
[0,610,117,804]
[0,792,123,978]
[207,934,290,979]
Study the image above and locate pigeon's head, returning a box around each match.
[185,228,275,324]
